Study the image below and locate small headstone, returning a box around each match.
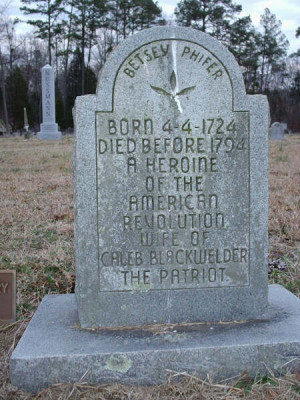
[10,27,300,392]
[0,270,16,322]
[269,122,284,140]
[37,65,61,140]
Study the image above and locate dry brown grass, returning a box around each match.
[268,135,300,297]
[0,135,300,399]
[0,136,75,318]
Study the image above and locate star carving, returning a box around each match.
[150,70,195,98]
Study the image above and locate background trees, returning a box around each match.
[107,0,163,44]
[20,0,64,65]
[227,16,259,92]
[175,3,297,128]
[0,1,299,132]
[6,66,29,129]
[0,0,164,130]
[175,0,241,42]
[257,8,289,93]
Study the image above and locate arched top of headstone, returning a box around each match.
[269,121,284,140]
[42,64,52,70]
[96,26,247,113]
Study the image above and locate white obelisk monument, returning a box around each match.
[37,64,61,140]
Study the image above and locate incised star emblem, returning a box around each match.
[150,70,195,98]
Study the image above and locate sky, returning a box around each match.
[160,0,300,53]
[6,0,300,54]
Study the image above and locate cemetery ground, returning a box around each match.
[0,135,300,399]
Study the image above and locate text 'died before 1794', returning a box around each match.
[96,112,250,291]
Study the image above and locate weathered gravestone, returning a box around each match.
[269,122,284,140]
[10,27,300,393]
[37,65,61,140]
[75,27,270,327]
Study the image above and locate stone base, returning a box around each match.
[10,285,300,393]
[37,131,61,140]
[37,123,61,140]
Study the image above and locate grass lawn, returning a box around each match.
[0,134,299,399]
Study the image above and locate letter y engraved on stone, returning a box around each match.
[0,282,8,293]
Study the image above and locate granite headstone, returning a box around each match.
[74,26,269,327]
[37,65,61,140]
[269,122,284,140]
[10,27,300,392]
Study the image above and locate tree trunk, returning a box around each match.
[81,2,86,95]
[0,52,10,133]
[48,0,52,65]
[62,6,73,127]
[260,38,266,93]
[81,36,85,95]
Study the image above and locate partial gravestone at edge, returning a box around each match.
[74,26,270,327]
[37,64,61,141]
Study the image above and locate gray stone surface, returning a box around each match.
[10,285,300,393]
[269,122,284,140]
[74,26,269,327]
[37,65,61,140]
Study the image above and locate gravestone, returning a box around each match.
[75,27,270,328]
[0,270,16,322]
[37,65,61,140]
[10,27,300,392]
[269,122,284,140]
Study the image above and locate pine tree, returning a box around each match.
[20,0,64,65]
[174,0,241,39]
[65,48,97,126]
[6,66,29,130]
[257,8,289,93]
[290,28,300,102]
[0,16,20,132]
[228,16,260,92]
[107,0,163,42]
[70,0,107,94]
[135,0,163,31]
